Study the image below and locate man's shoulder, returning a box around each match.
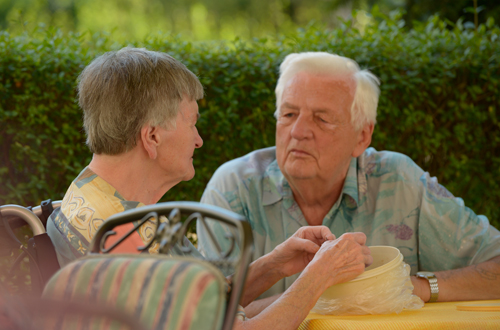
[362,147,425,182]
[364,147,416,167]
[209,147,277,185]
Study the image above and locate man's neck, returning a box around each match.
[88,149,178,205]
[287,169,349,227]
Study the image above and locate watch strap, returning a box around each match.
[428,276,439,303]
[416,272,439,303]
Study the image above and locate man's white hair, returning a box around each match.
[275,52,380,130]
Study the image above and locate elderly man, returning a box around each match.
[198,52,500,312]
[46,47,372,329]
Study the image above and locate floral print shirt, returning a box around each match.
[197,147,500,298]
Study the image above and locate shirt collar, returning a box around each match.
[75,166,144,211]
[343,157,360,207]
[262,160,285,206]
[261,156,361,208]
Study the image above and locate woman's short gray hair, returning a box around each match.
[275,52,380,130]
[78,47,204,155]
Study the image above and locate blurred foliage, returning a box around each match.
[0,10,499,235]
[0,0,499,41]
[0,250,31,295]
[404,0,500,28]
[0,225,33,296]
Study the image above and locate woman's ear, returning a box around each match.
[140,125,161,160]
[352,123,374,158]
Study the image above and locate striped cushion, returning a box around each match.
[42,254,227,330]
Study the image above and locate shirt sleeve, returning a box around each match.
[197,185,243,275]
[417,171,500,271]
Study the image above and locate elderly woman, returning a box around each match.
[46,47,372,329]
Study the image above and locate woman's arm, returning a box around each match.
[239,226,334,307]
[236,232,372,330]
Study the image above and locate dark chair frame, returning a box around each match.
[1,201,253,330]
[0,200,62,294]
[89,201,254,330]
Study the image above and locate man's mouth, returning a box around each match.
[290,149,311,157]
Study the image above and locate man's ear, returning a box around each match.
[140,125,161,160]
[352,123,374,158]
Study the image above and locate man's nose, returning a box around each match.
[290,114,313,140]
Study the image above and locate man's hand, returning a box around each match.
[269,226,335,278]
[305,232,373,290]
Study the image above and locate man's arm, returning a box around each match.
[412,256,500,302]
[415,170,500,302]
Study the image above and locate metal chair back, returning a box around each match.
[88,201,254,330]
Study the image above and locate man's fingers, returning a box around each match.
[339,232,367,246]
[319,226,336,241]
[292,237,320,254]
[310,226,335,242]
[297,226,335,243]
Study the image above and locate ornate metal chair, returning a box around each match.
[41,202,254,330]
[0,200,62,295]
[1,200,142,330]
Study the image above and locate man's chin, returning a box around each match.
[283,164,316,181]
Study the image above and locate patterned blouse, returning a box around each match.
[47,167,162,267]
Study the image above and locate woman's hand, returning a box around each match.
[305,232,373,290]
[269,226,335,278]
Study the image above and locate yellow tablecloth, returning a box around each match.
[299,300,500,330]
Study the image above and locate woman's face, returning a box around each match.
[156,98,203,183]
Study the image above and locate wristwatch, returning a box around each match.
[416,271,439,302]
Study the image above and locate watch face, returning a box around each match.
[417,271,435,278]
[417,271,434,276]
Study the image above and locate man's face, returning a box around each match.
[276,71,365,187]
[157,98,203,182]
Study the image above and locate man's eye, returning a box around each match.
[278,112,296,124]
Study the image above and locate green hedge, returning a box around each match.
[1,12,499,230]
